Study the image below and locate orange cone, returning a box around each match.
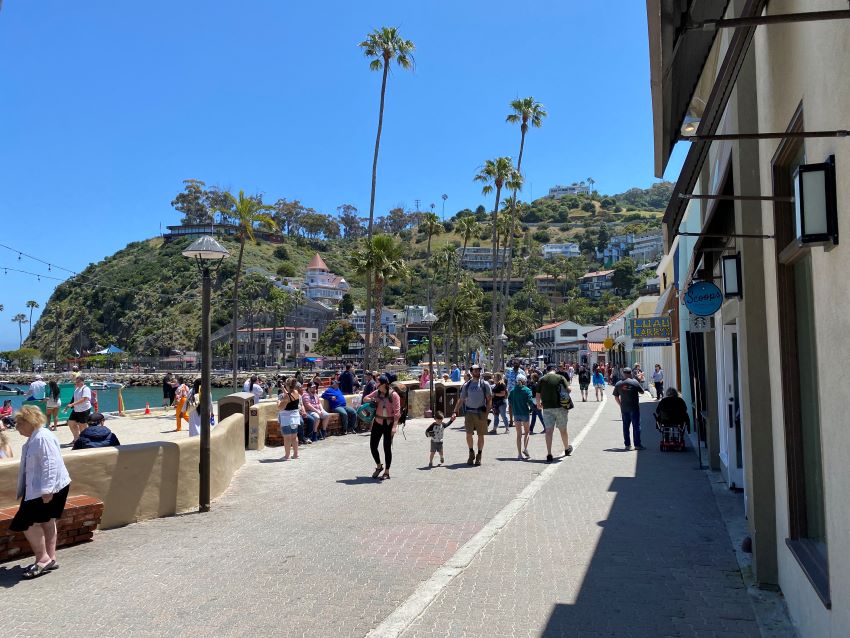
[117,388,126,416]
[144,402,151,415]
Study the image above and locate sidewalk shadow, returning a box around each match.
[336,476,380,485]
[0,564,28,588]
[539,401,760,636]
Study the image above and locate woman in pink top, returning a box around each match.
[364,375,401,480]
[419,368,430,389]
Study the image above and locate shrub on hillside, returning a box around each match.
[273,245,289,260]
[442,220,454,233]
[532,229,551,243]
[277,263,296,278]
[581,201,595,213]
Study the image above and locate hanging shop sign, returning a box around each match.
[683,281,723,316]
[689,314,715,333]
[630,316,672,339]
[632,341,673,349]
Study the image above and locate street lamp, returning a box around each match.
[182,235,229,513]
[497,332,508,371]
[525,340,534,364]
[423,312,438,417]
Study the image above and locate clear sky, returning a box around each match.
[0,0,685,351]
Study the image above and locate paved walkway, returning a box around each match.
[2,396,764,637]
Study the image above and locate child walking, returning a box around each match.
[426,411,453,467]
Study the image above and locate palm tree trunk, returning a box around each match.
[490,186,502,369]
[426,233,433,311]
[18,321,23,348]
[364,62,391,370]
[231,237,245,390]
[448,235,471,366]
[496,130,528,367]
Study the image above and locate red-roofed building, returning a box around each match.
[305,253,349,304]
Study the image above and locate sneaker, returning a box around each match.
[522,448,530,458]
[440,457,445,465]
[625,444,633,451]
[635,444,646,450]
[474,450,482,466]
[546,454,553,463]
[428,461,433,468]
[517,454,524,460]
[488,428,498,435]
[467,450,475,465]
[565,445,573,456]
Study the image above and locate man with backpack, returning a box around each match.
[452,364,492,466]
[535,364,574,463]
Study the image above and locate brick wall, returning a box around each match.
[0,495,104,563]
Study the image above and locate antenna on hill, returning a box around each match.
[414,199,421,212]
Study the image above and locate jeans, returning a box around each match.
[370,418,394,470]
[493,403,509,430]
[622,410,642,447]
[302,413,317,441]
[335,406,357,432]
[529,407,542,432]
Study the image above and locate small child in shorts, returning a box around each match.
[426,410,453,467]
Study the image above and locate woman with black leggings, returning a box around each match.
[364,375,400,480]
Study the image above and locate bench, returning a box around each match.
[0,495,104,563]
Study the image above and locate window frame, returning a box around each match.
[771,104,831,609]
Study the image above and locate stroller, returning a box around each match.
[654,395,690,452]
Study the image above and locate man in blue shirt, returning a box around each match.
[450,364,461,383]
[322,379,358,434]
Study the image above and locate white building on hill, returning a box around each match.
[304,253,349,304]
[547,182,590,198]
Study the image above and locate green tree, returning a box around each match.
[350,235,410,359]
[338,293,355,317]
[25,300,39,337]
[213,190,276,389]
[269,286,305,365]
[314,319,360,356]
[171,179,213,225]
[612,259,638,295]
[597,222,611,252]
[557,294,592,324]
[420,212,443,310]
[12,313,28,348]
[337,204,365,239]
[360,26,415,369]
[473,157,522,368]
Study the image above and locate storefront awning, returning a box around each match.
[647,0,731,177]
[655,0,769,246]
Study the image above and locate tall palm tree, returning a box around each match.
[421,212,442,311]
[12,313,28,348]
[359,26,415,369]
[214,190,276,389]
[498,98,547,366]
[25,300,39,337]
[474,157,522,369]
[587,177,596,193]
[350,235,410,357]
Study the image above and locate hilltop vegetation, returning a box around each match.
[22,181,668,359]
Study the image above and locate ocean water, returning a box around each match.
[2,385,236,414]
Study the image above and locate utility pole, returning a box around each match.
[414,199,421,213]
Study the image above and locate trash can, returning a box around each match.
[444,386,459,415]
[434,384,446,414]
[217,392,255,447]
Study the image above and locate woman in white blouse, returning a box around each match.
[10,405,72,579]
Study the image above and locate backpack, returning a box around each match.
[559,380,575,410]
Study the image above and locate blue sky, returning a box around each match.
[0,0,685,351]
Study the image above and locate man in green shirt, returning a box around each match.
[535,364,574,463]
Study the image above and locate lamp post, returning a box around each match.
[497,332,508,371]
[525,340,534,366]
[423,312,438,417]
[182,236,229,513]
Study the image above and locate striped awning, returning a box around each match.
[588,343,606,353]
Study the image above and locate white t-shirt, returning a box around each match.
[243,379,251,392]
[251,383,264,403]
[73,385,92,412]
[28,379,47,400]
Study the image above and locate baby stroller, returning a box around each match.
[654,395,690,452]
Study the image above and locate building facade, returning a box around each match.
[533,320,596,364]
[304,253,349,304]
[541,242,580,259]
[459,246,511,271]
[349,308,399,335]
[578,270,614,298]
[648,2,850,633]
[546,182,591,198]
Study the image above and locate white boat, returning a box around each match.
[87,380,108,390]
[105,382,124,389]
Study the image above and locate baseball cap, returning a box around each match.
[378,374,389,384]
[470,364,481,370]
[87,412,105,425]
[35,374,43,380]
[622,367,632,374]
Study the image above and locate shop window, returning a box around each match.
[771,105,829,608]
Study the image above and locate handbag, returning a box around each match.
[356,401,377,424]
[559,385,574,411]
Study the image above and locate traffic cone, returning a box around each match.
[144,402,151,415]
[117,388,126,416]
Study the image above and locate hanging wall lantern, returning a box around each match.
[722,253,742,298]
[794,155,838,245]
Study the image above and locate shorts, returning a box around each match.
[430,441,444,453]
[278,409,300,436]
[10,483,71,532]
[46,398,61,409]
[579,383,589,391]
[464,410,488,436]
[69,409,91,423]
[541,408,569,431]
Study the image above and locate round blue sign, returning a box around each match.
[684,281,723,316]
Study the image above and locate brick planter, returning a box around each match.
[265,414,345,447]
[0,495,104,563]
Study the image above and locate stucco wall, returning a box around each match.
[752,1,850,633]
[0,413,245,529]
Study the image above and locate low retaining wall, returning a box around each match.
[0,495,104,562]
[0,413,245,529]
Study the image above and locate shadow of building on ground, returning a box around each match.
[541,401,761,637]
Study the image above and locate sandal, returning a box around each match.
[45,560,59,571]
[22,562,49,579]
[382,472,391,480]
[372,465,384,479]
